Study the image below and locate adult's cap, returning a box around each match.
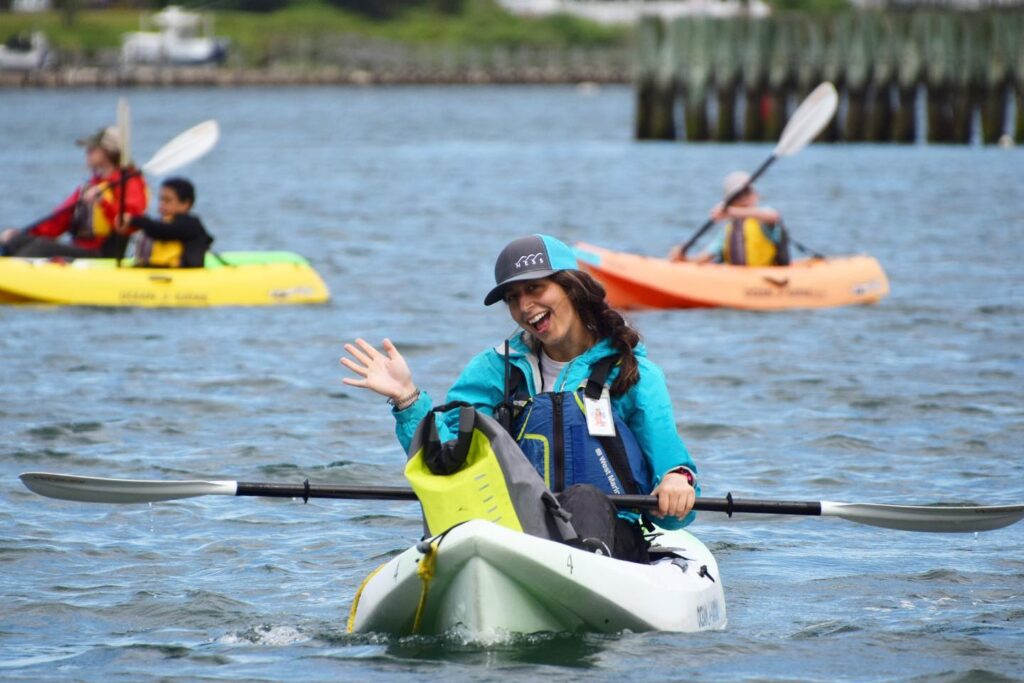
[76,126,121,155]
[723,170,752,199]
[484,234,579,306]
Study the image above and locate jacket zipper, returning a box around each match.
[553,392,564,492]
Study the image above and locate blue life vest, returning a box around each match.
[504,355,653,496]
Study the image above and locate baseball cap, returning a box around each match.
[76,126,121,155]
[723,170,752,199]
[483,234,579,306]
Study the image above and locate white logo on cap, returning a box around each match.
[515,253,544,269]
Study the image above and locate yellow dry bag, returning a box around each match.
[405,402,576,541]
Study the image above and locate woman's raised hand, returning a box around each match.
[340,338,416,402]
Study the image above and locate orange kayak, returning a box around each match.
[575,243,889,311]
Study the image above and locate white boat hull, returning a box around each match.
[347,519,726,640]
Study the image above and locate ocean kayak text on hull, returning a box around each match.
[0,251,329,307]
[575,243,889,311]
[347,519,726,640]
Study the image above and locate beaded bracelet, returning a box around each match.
[388,388,420,411]
[666,467,695,486]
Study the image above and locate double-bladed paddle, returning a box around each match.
[675,82,839,258]
[19,472,1024,534]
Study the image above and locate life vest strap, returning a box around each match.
[727,218,748,265]
[775,219,792,266]
[497,350,619,406]
[595,431,641,496]
[584,355,617,400]
[580,355,642,496]
[495,339,516,432]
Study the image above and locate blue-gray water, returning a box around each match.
[1,86,1022,682]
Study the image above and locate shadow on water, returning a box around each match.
[359,631,607,668]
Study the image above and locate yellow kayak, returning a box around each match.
[0,252,330,307]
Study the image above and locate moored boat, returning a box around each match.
[575,242,889,311]
[0,31,53,71]
[0,251,329,307]
[121,6,229,66]
[347,519,726,640]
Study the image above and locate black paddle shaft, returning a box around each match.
[237,482,420,502]
[234,482,823,517]
[115,163,129,268]
[628,494,823,517]
[677,155,778,257]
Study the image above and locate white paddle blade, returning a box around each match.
[774,82,838,158]
[20,472,237,504]
[142,120,220,177]
[822,501,1024,533]
[117,97,132,168]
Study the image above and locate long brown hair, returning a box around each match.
[544,270,641,396]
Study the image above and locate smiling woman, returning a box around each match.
[340,233,698,562]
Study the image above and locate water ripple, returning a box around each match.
[1,86,1022,682]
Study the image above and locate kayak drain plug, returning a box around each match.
[698,565,716,583]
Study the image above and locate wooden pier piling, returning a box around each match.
[634,9,1024,144]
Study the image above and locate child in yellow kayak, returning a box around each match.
[119,177,213,268]
[671,171,790,266]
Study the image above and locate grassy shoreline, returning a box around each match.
[1,0,628,63]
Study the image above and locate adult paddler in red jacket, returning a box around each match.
[1,126,149,259]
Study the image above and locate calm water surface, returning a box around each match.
[1,86,1022,682]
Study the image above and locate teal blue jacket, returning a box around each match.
[392,333,699,529]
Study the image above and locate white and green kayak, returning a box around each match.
[20,472,1024,642]
[346,519,726,640]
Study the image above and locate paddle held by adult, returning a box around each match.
[672,81,839,259]
[15,119,220,235]
[19,472,1024,534]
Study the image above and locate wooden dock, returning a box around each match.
[635,10,1023,144]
